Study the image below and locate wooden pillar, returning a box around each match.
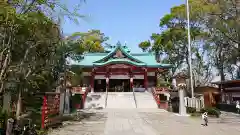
[105,74,109,92]
[41,95,47,129]
[130,77,133,90]
[229,93,232,104]
[129,67,134,91]
[144,68,148,90]
[155,71,157,86]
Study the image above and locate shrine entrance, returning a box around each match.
[108,79,131,92]
[94,79,106,92]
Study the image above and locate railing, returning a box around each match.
[105,87,108,108]
[133,89,138,108]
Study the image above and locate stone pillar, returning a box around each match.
[64,88,70,114]
[59,86,65,115]
[178,83,187,116]
[172,78,177,90]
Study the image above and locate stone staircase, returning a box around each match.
[134,92,158,108]
[83,91,158,109]
[106,92,136,108]
[84,92,106,110]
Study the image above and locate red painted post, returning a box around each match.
[41,95,47,129]
[144,69,148,90]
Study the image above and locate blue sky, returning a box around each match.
[62,0,184,53]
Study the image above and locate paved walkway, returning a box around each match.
[49,109,240,135]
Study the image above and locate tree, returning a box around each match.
[203,0,240,80]
[141,0,240,88]
[67,30,109,53]
[138,0,217,89]
[138,40,151,52]
[0,0,86,119]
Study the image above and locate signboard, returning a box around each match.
[110,75,129,79]
[109,64,130,69]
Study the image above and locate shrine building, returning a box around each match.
[68,44,172,92]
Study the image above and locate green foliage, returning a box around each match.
[200,107,221,118]
[186,107,196,114]
[138,40,151,52]
[138,0,239,86]
[0,0,98,127]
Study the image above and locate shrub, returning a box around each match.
[187,107,196,114]
[216,103,236,113]
[200,107,221,118]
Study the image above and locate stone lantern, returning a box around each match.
[174,72,189,86]
[177,83,188,116]
[174,72,189,116]
[172,72,188,90]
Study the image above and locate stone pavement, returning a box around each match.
[49,109,240,135]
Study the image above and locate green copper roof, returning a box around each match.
[95,45,143,63]
[68,44,173,68]
[93,58,146,66]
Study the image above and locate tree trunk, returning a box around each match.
[219,49,225,82]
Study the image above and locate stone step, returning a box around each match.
[134,92,158,108]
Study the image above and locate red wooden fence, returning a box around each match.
[41,92,60,129]
[41,88,89,129]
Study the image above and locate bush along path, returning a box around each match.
[187,107,221,118]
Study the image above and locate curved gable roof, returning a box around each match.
[93,45,144,63]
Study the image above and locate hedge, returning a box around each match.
[200,107,221,118]
[216,103,237,113]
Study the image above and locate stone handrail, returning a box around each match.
[132,89,137,108]
[105,87,108,108]
[151,88,160,108]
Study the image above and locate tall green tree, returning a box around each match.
[0,0,86,118]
